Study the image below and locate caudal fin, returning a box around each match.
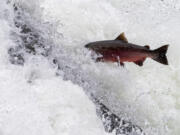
[152,45,169,65]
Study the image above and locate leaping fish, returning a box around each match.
[85,32,169,66]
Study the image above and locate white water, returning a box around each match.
[0,0,180,135]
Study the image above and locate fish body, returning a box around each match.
[85,33,169,66]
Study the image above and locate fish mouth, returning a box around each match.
[85,44,90,48]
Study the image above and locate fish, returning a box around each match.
[85,32,169,66]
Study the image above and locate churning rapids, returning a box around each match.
[0,0,180,135]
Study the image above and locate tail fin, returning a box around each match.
[152,45,169,65]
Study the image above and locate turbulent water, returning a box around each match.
[0,0,180,135]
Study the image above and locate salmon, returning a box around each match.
[85,33,169,66]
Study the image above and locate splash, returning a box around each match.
[1,0,180,135]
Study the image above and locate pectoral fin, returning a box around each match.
[96,57,104,62]
[115,32,128,43]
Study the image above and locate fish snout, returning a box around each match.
[85,43,91,48]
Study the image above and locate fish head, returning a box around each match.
[85,43,91,48]
[85,43,98,51]
[85,43,96,50]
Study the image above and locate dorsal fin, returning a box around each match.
[144,45,150,49]
[115,32,128,43]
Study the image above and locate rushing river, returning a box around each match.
[0,0,180,135]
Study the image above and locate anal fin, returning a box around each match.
[134,58,146,66]
[134,61,143,66]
